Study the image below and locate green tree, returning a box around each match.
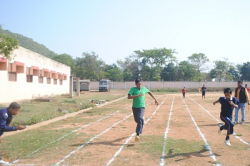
[134,48,177,80]
[228,65,240,81]
[240,62,250,81]
[117,55,140,81]
[0,25,18,59]
[52,53,76,75]
[177,61,200,81]
[188,53,209,72]
[210,58,233,81]
[75,52,105,80]
[161,63,178,81]
[103,64,123,81]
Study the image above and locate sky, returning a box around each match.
[0,0,250,66]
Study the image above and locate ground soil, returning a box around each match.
[3,92,250,166]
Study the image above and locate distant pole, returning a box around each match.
[69,76,73,98]
[76,77,80,96]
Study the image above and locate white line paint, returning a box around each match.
[182,98,220,166]
[10,111,120,164]
[188,96,221,123]
[188,96,250,147]
[160,96,175,166]
[105,96,168,166]
[56,113,133,165]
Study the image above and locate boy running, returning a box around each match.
[128,78,158,141]
[213,88,239,146]
[182,87,186,99]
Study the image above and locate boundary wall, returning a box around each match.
[89,81,250,90]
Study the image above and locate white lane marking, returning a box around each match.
[56,113,133,165]
[160,96,175,166]
[56,96,162,165]
[188,96,250,146]
[182,98,220,166]
[105,96,168,166]
[10,111,120,164]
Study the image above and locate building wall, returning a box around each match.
[0,46,70,104]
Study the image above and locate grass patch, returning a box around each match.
[10,91,126,126]
[135,135,206,159]
[235,133,242,136]
[212,161,220,164]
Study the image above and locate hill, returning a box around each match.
[1,29,57,58]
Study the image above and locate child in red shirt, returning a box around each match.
[182,87,186,98]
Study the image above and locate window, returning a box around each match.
[39,77,43,83]
[8,72,17,81]
[47,78,51,84]
[60,80,63,85]
[54,79,57,85]
[27,75,33,82]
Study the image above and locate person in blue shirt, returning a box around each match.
[213,88,239,146]
[0,102,26,164]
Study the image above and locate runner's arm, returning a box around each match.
[127,94,143,99]
[213,100,219,105]
[148,92,159,105]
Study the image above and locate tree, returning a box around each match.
[75,52,105,80]
[0,25,18,59]
[210,58,233,81]
[117,55,140,81]
[52,53,76,75]
[240,62,250,81]
[134,48,177,81]
[177,61,200,81]
[103,64,123,81]
[161,63,178,81]
[188,53,209,72]
[228,65,240,81]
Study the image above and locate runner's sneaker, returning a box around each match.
[135,135,140,141]
[0,160,9,164]
[224,140,231,146]
[234,121,238,125]
[240,121,244,125]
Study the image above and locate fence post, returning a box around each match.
[69,76,73,98]
[76,77,80,96]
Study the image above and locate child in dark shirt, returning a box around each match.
[213,88,239,146]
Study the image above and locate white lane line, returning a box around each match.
[188,96,221,124]
[160,96,175,166]
[55,96,162,165]
[56,113,133,165]
[10,111,120,164]
[105,96,168,166]
[182,98,220,166]
[188,96,250,147]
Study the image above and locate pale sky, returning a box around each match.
[0,0,249,66]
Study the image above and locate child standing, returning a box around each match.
[201,84,206,99]
[213,88,239,146]
[182,87,186,98]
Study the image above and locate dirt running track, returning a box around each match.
[4,93,250,165]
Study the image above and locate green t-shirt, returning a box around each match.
[128,87,150,108]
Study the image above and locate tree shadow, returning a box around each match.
[70,136,135,147]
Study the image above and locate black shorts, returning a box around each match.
[202,91,205,96]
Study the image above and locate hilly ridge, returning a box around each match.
[1,29,57,58]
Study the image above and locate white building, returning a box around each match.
[0,46,70,104]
